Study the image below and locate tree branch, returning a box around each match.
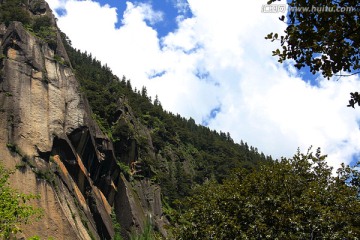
[334,71,360,77]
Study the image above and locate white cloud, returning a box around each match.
[173,0,190,15]
[122,2,163,25]
[47,0,67,9]
[48,0,360,169]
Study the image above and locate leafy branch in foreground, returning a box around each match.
[265,0,360,108]
[173,148,360,239]
[0,162,43,239]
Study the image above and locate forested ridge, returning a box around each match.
[64,35,360,240]
[61,32,270,203]
[59,4,360,238]
[1,0,360,239]
[62,35,360,239]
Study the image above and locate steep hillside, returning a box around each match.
[0,0,167,239]
[0,0,269,239]
[63,41,271,204]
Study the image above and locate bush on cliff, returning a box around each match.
[0,162,43,239]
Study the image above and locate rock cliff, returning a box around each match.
[0,1,167,239]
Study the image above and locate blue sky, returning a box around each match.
[55,0,318,86]
[47,0,360,169]
[83,0,193,38]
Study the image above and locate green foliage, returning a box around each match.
[130,218,156,240]
[114,232,123,240]
[266,0,360,107]
[112,119,134,141]
[79,215,95,240]
[53,54,68,66]
[32,15,51,32]
[117,161,131,180]
[15,162,26,170]
[28,236,41,240]
[0,1,57,50]
[6,144,40,174]
[173,148,360,239]
[31,16,57,50]
[266,0,360,78]
[34,169,55,184]
[111,208,123,240]
[29,0,45,14]
[0,0,31,26]
[161,198,176,223]
[6,143,20,155]
[6,142,56,184]
[27,236,55,240]
[92,113,113,140]
[0,162,43,239]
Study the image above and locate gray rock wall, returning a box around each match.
[0,1,168,239]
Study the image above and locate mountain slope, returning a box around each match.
[0,1,167,239]
[0,0,269,239]
[63,40,271,204]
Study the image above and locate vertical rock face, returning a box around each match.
[0,19,98,239]
[1,20,84,156]
[0,1,168,239]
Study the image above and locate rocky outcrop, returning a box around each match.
[110,96,169,238]
[0,1,168,239]
[0,18,99,239]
